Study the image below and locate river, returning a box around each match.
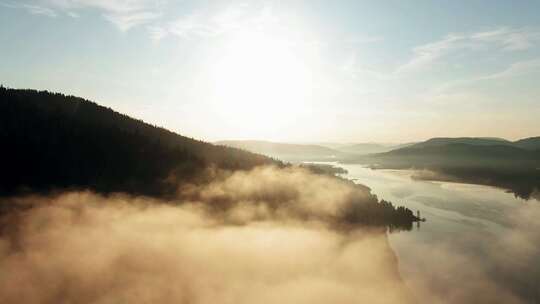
[320,162,540,304]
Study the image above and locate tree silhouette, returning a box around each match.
[0,87,420,230]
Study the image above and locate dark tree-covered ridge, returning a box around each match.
[0,87,276,197]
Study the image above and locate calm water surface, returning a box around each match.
[324,163,540,304]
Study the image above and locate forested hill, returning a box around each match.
[353,139,540,199]
[0,87,277,197]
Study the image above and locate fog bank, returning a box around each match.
[0,166,415,304]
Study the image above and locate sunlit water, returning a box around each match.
[317,162,540,304]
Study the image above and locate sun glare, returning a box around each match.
[208,29,313,136]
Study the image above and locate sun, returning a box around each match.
[207,28,313,137]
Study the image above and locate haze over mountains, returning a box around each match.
[356,137,540,200]
[336,142,415,154]
[216,140,414,162]
[356,136,540,169]
[217,137,540,162]
[364,136,540,169]
[398,137,540,150]
[215,140,341,161]
[218,136,540,200]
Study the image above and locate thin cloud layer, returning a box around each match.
[3,0,163,30]
[177,166,380,227]
[397,27,540,74]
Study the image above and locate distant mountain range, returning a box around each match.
[215,140,415,162]
[352,137,540,200]
[6,86,533,200]
[514,137,540,150]
[334,143,413,154]
[402,137,540,150]
[215,140,341,161]
[218,137,540,199]
[216,137,540,169]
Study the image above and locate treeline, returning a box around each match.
[0,87,276,197]
[300,163,348,175]
[342,194,418,231]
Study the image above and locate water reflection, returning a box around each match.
[330,163,540,304]
[387,215,424,233]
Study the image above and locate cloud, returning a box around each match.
[397,27,540,74]
[21,4,57,17]
[176,166,382,226]
[54,0,165,31]
[1,2,56,17]
[5,1,286,38]
[4,0,163,30]
[477,58,540,80]
[471,27,540,51]
[104,10,161,32]
[149,3,282,41]
[0,166,417,304]
[429,57,540,95]
[396,34,468,74]
[1,165,539,303]
[146,6,246,40]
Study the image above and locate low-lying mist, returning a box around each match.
[0,166,415,304]
[4,165,536,303]
[177,166,382,227]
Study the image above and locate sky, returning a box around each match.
[1,0,540,143]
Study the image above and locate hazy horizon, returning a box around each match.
[2,0,540,142]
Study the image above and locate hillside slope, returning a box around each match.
[379,143,538,167]
[408,137,513,149]
[0,87,422,230]
[352,139,540,199]
[0,87,276,197]
[514,136,540,150]
[400,136,540,151]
